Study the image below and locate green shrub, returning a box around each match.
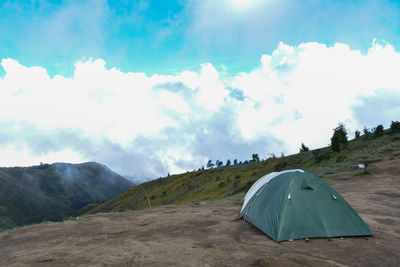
[274,160,288,171]
[244,180,255,191]
[336,154,346,163]
[363,126,371,137]
[186,183,194,190]
[391,121,400,132]
[312,149,331,163]
[373,125,384,137]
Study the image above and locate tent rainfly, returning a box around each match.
[240,169,373,242]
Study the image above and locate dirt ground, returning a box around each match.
[1,157,399,266]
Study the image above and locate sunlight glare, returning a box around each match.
[230,0,256,8]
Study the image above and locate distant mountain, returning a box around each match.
[0,162,133,231]
[122,176,144,186]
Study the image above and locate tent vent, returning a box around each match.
[332,194,337,200]
[302,178,314,190]
[288,193,291,200]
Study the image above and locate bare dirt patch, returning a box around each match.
[1,158,400,266]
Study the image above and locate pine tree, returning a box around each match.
[373,124,384,136]
[331,123,348,152]
[299,142,309,152]
[355,130,361,139]
[207,160,214,168]
[363,126,371,136]
[252,154,260,162]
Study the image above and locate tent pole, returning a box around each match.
[142,186,152,209]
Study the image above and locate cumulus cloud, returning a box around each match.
[0,41,399,180]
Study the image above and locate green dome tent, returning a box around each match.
[240,169,373,242]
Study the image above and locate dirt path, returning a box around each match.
[1,158,399,266]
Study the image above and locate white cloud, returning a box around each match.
[0,145,85,167]
[232,41,400,150]
[0,41,399,179]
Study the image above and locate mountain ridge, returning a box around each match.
[0,162,133,231]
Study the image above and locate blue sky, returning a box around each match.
[1,0,399,76]
[0,0,400,181]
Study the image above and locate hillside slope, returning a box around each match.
[81,130,400,215]
[0,162,133,231]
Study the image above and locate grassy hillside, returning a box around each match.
[0,162,133,231]
[81,129,400,215]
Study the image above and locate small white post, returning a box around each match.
[358,163,368,174]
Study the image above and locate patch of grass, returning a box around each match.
[312,149,332,164]
[362,157,382,164]
[355,170,371,176]
[336,154,347,163]
[392,134,400,141]
[393,151,400,157]
[188,201,200,206]
[0,216,17,233]
[380,146,395,153]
